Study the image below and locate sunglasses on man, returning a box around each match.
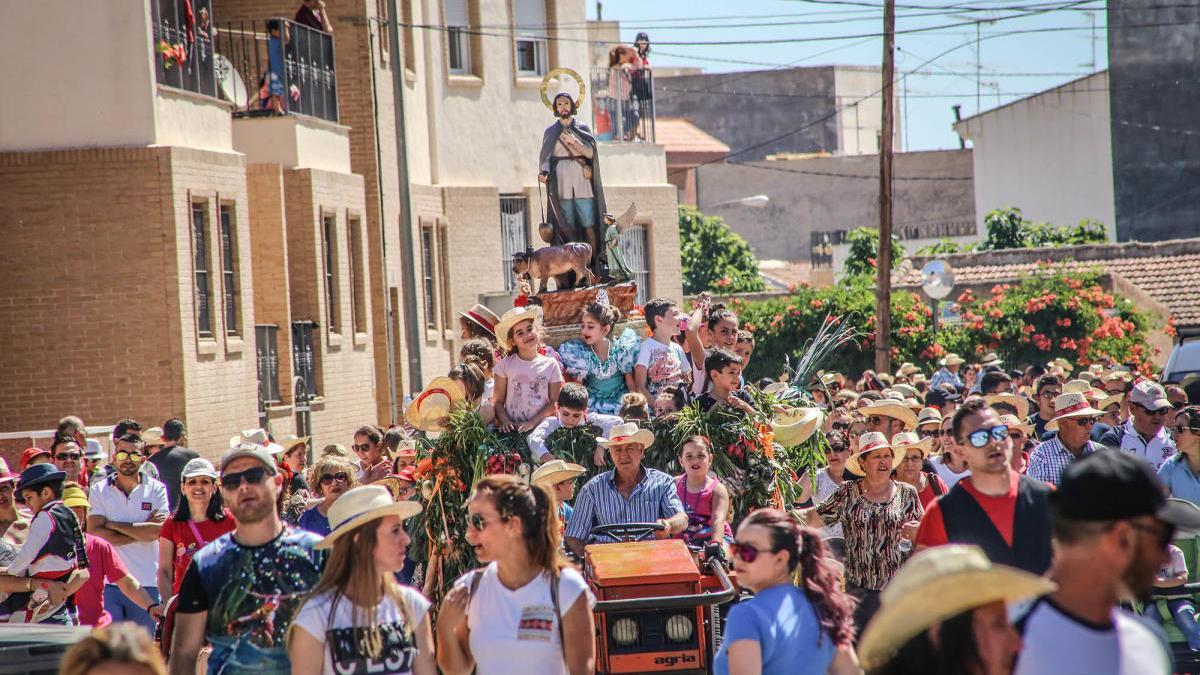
[113,451,144,463]
[55,452,81,461]
[1133,404,1169,417]
[220,466,269,490]
[965,425,1009,448]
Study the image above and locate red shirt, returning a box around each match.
[916,473,949,509]
[916,472,1019,548]
[77,533,129,627]
[158,511,236,595]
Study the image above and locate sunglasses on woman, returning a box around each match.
[965,425,1009,448]
[319,472,350,485]
[730,542,778,564]
[220,466,269,490]
[469,513,505,531]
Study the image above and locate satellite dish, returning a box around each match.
[215,54,249,108]
[921,260,955,300]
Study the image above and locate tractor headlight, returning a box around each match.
[665,613,694,643]
[611,617,639,646]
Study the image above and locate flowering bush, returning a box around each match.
[678,205,765,295]
[730,266,1155,381]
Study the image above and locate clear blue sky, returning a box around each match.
[587,0,1107,151]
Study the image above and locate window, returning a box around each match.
[376,0,390,65]
[219,205,240,335]
[513,0,548,76]
[255,324,281,404]
[401,0,415,73]
[421,226,436,329]
[500,195,530,291]
[192,202,214,338]
[618,224,650,305]
[292,320,319,404]
[438,224,453,328]
[348,217,367,334]
[445,0,470,74]
[322,215,340,333]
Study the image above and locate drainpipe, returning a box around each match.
[387,0,424,391]
[952,104,965,149]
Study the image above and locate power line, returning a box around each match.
[727,160,975,181]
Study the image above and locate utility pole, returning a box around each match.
[875,0,895,375]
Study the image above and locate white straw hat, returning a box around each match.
[846,431,903,476]
[531,459,586,487]
[316,485,423,550]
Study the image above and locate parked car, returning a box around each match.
[1163,334,1200,403]
[0,624,89,674]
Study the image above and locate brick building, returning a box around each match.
[0,0,681,461]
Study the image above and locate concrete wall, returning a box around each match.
[955,72,1116,239]
[0,1,158,151]
[232,116,353,174]
[696,150,975,263]
[653,66,895,162]
[1108,2,1200,242]
[156,90,236,153]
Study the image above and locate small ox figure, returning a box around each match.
[512,243,597,294]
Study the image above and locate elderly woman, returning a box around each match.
[298,456,359,536]
[804,431,923,632]
[1159,405,1200,505]
[891,432,946,509]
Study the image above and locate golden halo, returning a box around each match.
[540,68,586,111]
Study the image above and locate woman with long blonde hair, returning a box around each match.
[289,485,435,675]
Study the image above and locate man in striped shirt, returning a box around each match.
[1027,393,1106,486]
[565,423,686,558]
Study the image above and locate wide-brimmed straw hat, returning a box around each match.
[597,422,655,449]
[858,544,1056,669]
[895,362,920,378]
[772,407,824,447]
[531,459,586,487]
[277,435,311,453]
[495,306,544,352]
[847,431,903,476]
[405,377,466,432]
[984,393,1029,421]
[998,414,1034,436]
[1045,392,1104,432]
[939,353,965,367]
[916,407,943,429]
[860,400,917,431]
[979,352,1003,367]
[459,303,501,337]
[1047,357,1074,374]
[1064,379,1105,403]
[229,428,270,449]
[891,431,933,458]
[141,427,165,447]
[1098,393,1123,411]
[316,485,423,550]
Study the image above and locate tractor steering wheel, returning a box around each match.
[591,522,666,543]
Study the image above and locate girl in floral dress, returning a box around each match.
[558,302,638,415]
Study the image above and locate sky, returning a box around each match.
[587,0,1108,151]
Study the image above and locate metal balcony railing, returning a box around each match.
[590,66,655,144]
[151,0,218,98]
[214,18,339,123]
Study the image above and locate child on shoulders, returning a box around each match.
[635,298,689,402]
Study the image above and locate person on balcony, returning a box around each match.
[631,33,653,140]
[294,0,334,33]
[607,46,641,143]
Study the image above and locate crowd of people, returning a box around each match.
[10,289,1200,675]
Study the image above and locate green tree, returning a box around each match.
[980,208,1107,251]
[678,204,765,295]
[980,207,1028,250]
[843,227,904,277]
[914,238,971,256]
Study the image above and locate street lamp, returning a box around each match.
[707,194,770,209]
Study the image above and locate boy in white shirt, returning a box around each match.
[634,298,688,402]
[527,384,622,465]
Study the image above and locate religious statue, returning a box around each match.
[538,69,608,281]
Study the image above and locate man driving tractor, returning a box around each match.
[564,422,687,558]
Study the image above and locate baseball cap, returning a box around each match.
[1053,450,1200,530]
[220,442,279,475]
[181,457,219,480]
[1129,379,1171,411]
[925,385,961,407]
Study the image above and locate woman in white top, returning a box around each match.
[931,415,971,489]
[814,430,851,540]
[290,485,435,675]
[437,475,595,675]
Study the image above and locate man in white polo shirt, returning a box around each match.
[1099,379,1176,471]
[87,427,169,634]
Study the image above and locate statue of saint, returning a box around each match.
[538,78,608,281]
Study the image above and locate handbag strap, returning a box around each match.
[186,520,207,548]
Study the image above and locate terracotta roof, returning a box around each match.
[657,118,730,166]
[895,239,1200,327]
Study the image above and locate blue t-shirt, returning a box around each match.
[1159,454,1200,506]
[176,527,326,674]
[712,583,836,675]
[297,505,331,536]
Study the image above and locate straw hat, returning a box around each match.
[998,414,1033,436]
[1045,392,1104,432]
[531,459,586,487]
[316,485,423,550]
[458,303,501,337]
[762,381,791,397]
[860,400,917,431]
[895,362,920,378]
[84,439,106,461]
[405,377,466,432]
[847,432,903,476]
[0,459,16,485]
[891,383,919,399]
[1063,379,1103,400]
[858,545,1056,669]
[772,407,824,447]
[819,372,840,387]
[277,435,311,453]
[1047,357,1074,374]
[979,352,1003,368]
[142,427,165,447]
[891,431,933,458]
[1098,393,1123,411]
[916,407,943,429]
[597,422,655,449]
[984,393,1029,421]
[939,353,965,367]
[495,306,544,352]
[229,428,270,449]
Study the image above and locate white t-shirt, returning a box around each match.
[1015,598,1171,675]
[87,474,169,587]
[931,455,971,490]
[635,338,687,399]
[457,563,593,675]
[293,585,431,675]
[1162,544,1188,579]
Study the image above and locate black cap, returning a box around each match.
[925,385,961,407]
[16,463,66,494]
[1053,450,1200,529]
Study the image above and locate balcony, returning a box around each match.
[590,66,656,144]
[151,2,338,124]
